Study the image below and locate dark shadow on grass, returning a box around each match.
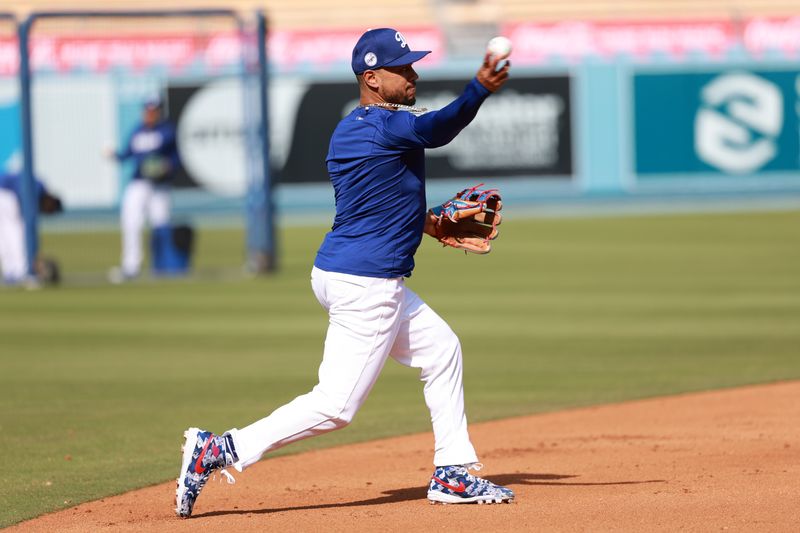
[193,473,666,518]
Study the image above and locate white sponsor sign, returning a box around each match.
[435,91,565,169]
[177,79,247,196]
[177,77,307,195]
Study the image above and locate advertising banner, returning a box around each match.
[504,19,738,62]
[277,75,573,183]
[0,27,441,75]
[169,75,573,188]
[168,80,249,196]
[3,17,800,75]
[634,69,800,176]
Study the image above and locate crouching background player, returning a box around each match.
[0,172,63,287]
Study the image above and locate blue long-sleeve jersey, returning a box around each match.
[117,120,179,182]
[314,77,491,278]
[0,172,47,204]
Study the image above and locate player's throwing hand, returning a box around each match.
[476,52,510,93]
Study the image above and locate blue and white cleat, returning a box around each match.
[427,464,514,505]
[175,428,237,518]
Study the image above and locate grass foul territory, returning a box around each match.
[1,210,799,527]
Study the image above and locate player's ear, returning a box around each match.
[362,70,380,90]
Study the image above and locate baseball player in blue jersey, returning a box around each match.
[0,172,62,285]
[107,98,180,282]
[176,28,513,517]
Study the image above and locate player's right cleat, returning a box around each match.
[175,428,237,518]
[427,464,514,504]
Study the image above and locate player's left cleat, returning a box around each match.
[175,427,237,518]
[427,464,514,504]
[107,266,138,285]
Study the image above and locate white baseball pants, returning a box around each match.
[227,266,479,470]
[120,179,170,276]
[0,189,28,283]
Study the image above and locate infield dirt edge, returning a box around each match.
[8,380,800,532]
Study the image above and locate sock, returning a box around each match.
[222,434,239,464]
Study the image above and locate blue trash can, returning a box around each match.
[151,224,193,276]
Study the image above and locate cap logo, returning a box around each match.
[395,31,407,49]
[364,52,378,67]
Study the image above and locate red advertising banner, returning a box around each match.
[0,18,798,76]
[0,26,442,76]
[502,19,738,62]
[269,27,444,69]
[0,34,242,75]
[743,17,800,56]
[0,38,15,74]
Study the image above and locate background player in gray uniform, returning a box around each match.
[176,28,513,517]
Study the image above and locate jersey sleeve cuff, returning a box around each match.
[470,77,493,98]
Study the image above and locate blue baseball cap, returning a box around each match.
[351,28,431,74]
[143,96,163,110]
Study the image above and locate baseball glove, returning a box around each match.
[426,184,503,254]
[140,155,171,182]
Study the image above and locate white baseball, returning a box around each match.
[487,36,512,59]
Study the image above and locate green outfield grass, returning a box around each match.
[1,210,799,527]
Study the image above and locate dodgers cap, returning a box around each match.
[351,28,431,74]
[143,96,163,110]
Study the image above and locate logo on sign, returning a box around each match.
[694,72,783,174]
[176,79,247,196]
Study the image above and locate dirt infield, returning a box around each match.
[9,381,800,532]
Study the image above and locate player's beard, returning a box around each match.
[384,85,416,106]
[403,86,416,106]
